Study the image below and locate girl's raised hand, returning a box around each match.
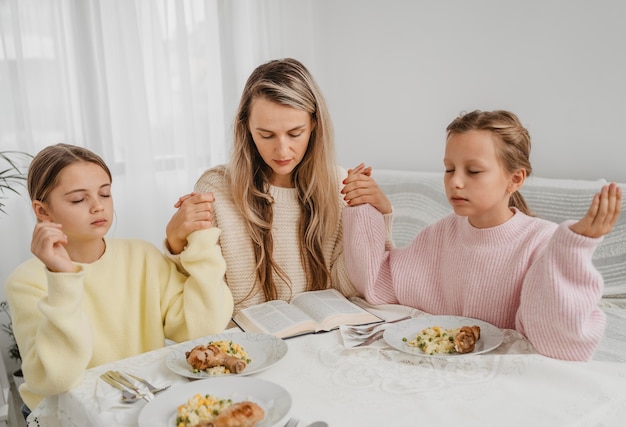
[31,221,74,273]
[342,163,392,214]
[570,183,622,238]
[166,192,216,254]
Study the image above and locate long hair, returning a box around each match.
[446,110,533,215]
[228,58,339,301]
[28,143,112,203]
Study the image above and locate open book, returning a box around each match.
[232,289,382,339]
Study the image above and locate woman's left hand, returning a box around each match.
[166,192,215,254]
[341,163,392,214]
[570,182,622,238]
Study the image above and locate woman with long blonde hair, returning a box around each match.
[166,58,390,313]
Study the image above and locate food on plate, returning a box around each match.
[404,325,457,355]
[402,325,481,355]
[185,340,251,375]
[195,401,265,427]
[176,393,264,427]
[453,325,481,354]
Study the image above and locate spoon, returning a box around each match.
[308,423,328,427]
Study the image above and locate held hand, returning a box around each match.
[173,192,195,209]
[347,162,372,178]
[341,163,392,214]
[166,192,216,254]
[570,183,622,238]
[31,222,75,273]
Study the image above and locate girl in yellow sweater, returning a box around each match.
[5,143,233,414]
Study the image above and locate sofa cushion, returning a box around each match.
[374,169,626,297]
[374,170,451,248]
[521,176,626,297]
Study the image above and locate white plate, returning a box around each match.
[166,332,288,379]
[383,315,504,357]
[137,376,291,427]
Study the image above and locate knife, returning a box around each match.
[99,373,145,403]
[105,371,154,401]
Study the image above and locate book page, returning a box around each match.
[291,289,380,328]
[235,300,316,336]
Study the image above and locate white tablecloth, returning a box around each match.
[28,305,626,427]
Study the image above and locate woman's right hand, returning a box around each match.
[342,163,392,214]
[166,192,216,254]
[31,221,74,273]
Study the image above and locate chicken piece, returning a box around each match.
[454,326,479,354]
[470,325,481,341]
[195,401,265,427]
[185,344,247,374]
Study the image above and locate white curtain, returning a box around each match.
[0,0,299,371]
[0,0,301,360]
[0,0,292,248]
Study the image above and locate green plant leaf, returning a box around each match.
[0,150,32,215]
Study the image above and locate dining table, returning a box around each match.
[26,301,626,427]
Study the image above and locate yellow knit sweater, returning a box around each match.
[6,228,233,409]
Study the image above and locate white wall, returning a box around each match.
[304,0,626,182]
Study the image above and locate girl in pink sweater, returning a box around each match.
[342,110,622,361]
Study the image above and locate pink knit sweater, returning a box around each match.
[343,204,606,361]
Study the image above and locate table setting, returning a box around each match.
[27,301,626,427]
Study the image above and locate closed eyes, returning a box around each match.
[70,194,111,204]
[259,132,304,139]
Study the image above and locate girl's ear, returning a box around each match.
[508,169,527,194]
[32,200,52,222]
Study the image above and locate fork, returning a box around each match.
[284,417,300,427]
[345,327,384,340]
[124,372,171,395]
[351,329,386,348]
[347,315,411,335]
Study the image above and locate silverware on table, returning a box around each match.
[125,372,171,394]
[284,418,328,427]
[351,329,386,348]
[104,371,154,401]
[346,327,384,340]
[99,373,145,403]
[347,315,412,335]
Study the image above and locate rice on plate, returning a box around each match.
[403,326,459,355]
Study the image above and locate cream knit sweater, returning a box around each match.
[344,204,606,361]
[193,166,358,315]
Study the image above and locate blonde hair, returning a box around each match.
[227,58,339,301]
[446,110,533,216]
[28,143,112,203]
